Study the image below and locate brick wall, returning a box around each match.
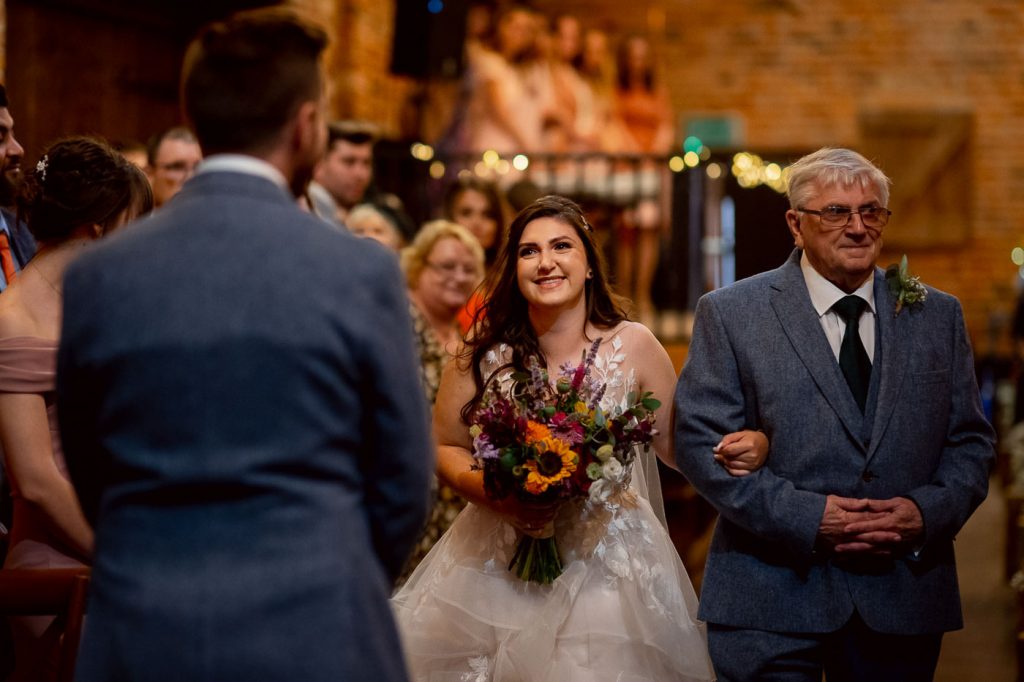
[290,0,414,129]
[306,0,1024,348]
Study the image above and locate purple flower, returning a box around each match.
[473,433,500,460]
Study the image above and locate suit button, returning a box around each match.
[862,470,876,482]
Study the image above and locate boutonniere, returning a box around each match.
[885,255,927,316]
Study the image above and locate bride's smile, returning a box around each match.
[516,216,591,310]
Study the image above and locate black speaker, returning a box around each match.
[391,0,468,79]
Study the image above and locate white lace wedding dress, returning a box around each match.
[392,335,715,681]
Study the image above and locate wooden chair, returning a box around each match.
[0,568,90,682]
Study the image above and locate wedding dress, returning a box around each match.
[392,332,715,681]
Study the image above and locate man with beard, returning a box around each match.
[0,84,34,291]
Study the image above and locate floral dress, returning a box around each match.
[396,303,468,586]
[391,326,715,681]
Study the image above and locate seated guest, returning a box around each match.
[442,177,505,333]
[442,176,504,267]
[112,139,148,171]
[347,203,404,252]
[0,136,151,680]
[145,126,202,208]
[313,120,375,225]
[0,84,35,292]
[395,219,483,584]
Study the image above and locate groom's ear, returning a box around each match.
[785,209,804,247]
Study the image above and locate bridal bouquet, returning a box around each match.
[469,339,660,584]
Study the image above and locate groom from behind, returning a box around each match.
[676,147,994,681]
[58,9,431,681]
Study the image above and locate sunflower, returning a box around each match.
[524,420,552,445]
[524,437,578,494]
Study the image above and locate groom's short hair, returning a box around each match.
[786,147,891,210]
[181,8,327,156]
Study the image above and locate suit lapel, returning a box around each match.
[866,269,909,462]
[769,251,867,451]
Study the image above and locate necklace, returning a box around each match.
[29,261,63,298]
[28,238,92,298]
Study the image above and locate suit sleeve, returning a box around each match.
[56,262,105,526]
[902,300,995,546]
[354,256,433,582]
[675,293,826,558]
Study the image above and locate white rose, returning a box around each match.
[588,478,612,503]
[601,458,624,482]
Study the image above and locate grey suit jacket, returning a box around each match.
[58,170,432,681]
[675,249,994,635]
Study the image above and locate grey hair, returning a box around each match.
[785,147,891,209]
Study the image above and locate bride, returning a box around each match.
[392,195,766,681]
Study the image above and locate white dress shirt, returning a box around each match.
[799,252,875,364]
[195,154,290,192]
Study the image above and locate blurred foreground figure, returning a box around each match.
[58,9,432,681]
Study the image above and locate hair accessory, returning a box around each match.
[35,155,47,182]
[578,208,592,232]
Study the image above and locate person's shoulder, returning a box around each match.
[702,267,779,307]
[0,291,38,339]
[603,320,663,355]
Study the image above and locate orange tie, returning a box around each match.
[0,231,15,285]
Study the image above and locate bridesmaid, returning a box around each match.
[0,137,151,680]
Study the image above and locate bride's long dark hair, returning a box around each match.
[460,195,629,423]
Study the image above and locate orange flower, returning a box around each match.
[523,437,577,495]
[524,420,552,445]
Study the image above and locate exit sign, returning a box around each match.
[682,114,745,149]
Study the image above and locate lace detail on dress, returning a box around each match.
[392,325,715,681]
[461,656,491,682]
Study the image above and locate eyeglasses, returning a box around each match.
[425,260,480,278]
[797,205,891,230]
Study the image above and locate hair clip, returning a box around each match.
[36,155,48,182]
[579,209,592,232]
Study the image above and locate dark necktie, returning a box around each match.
[832,295,871,412]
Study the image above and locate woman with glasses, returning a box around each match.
[395,220,485,585]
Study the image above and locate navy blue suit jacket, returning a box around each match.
[58,171,432,681]
[676,249,994,635]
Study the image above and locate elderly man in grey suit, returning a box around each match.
[676,147,994,681]
[57,9,431,681]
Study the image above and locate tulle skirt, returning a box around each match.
[391,489,715,681]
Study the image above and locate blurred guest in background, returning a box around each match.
[0,84,35,292]
[396,219,483,584]
[347,203,404,252]
[551,14,599,152]
[443,177,504,333]
[463,4,542,155]
[0,136,151,681]
[113,140,148,171]
[145,126,202,208]
[443,176,504,267]
[579,28,622,154]
[313,120,375,225]
[612,34,674,321]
